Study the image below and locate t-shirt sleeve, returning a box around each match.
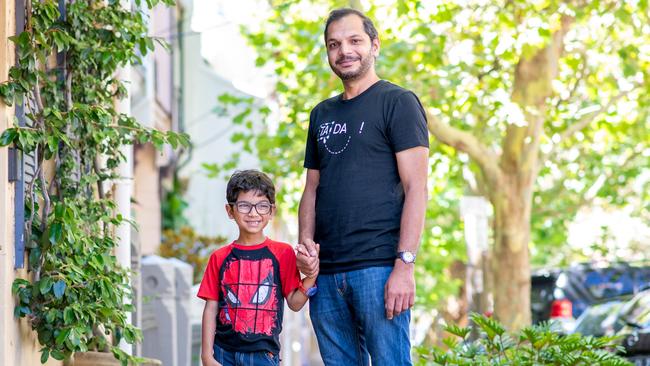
[386,91,430,152]
[303,108,320,169]
[197,251,221,301]
[278,246,301,298]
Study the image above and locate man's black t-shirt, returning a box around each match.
[304,80,429,274]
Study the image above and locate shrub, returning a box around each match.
[159,227,226,284]
[415,314,632,366]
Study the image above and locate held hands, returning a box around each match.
[384,260,415,320]
[296,239,320,278]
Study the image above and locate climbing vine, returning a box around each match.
[0,0,187,364]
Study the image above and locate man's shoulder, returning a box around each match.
[377,80,415,98]
[312,94,341,113]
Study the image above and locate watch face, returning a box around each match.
[306,286,318,297]
[399,251,415,263]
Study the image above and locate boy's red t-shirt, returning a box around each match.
[197,238,301,354]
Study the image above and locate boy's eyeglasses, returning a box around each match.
[229,201,274,215]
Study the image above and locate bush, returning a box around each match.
[159,227,227,284]
[415,314,632,366]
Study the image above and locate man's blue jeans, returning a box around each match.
[309,266,412,366]
[213,343,279,366]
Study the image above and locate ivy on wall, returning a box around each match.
[0,0,188,364]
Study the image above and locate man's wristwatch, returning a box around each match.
[397,250,416,264]
[299,281,318,297]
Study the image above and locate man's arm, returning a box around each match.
[201,300,222,366]
[297,169,320,276]
[384,146,429,320]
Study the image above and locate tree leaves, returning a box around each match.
[223,0,650,315]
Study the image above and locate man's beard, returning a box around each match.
[330,52,374,81]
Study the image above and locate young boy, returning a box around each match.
[198,170,319,366]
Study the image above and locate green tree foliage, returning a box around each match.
[0,0,187,363]
[207,0,649,329]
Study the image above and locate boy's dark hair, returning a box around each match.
[226,170,276,204]
[324,8,378,43]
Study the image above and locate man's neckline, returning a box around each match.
[339,79,385,103]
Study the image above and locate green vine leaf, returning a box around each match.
[40,349,49,364]
[39,277,53,295]
[53,280,66,299]
[0,128,17,146]
[48,222,62,244]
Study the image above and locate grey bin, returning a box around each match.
[141,255,193,366]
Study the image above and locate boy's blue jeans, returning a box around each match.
[309,266,412,366]
[213,343,279,366]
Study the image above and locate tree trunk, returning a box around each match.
[491,175,532,330]
[426,17,571,332]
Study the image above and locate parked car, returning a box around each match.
[571,289,650,365]
[530,262,650,332]
[616,289,650,365]
[572,298,626,336]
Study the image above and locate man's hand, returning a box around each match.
[296,239,320,278]
[384,261,415,320]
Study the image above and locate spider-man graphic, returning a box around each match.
[197,239,300,355]
[219,256,280,336]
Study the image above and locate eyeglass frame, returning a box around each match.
[228,200,275,215]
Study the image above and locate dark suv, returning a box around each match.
[531,263,650,326]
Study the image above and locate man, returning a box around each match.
[296,8,429,366]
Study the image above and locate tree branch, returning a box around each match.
[510,16,573,177]
[541,87,635,168]
[520,113,544,176]
[33,71,45,116]
[426,111,503,190]
[24,155,42,251]
[34,149,50,282]
[555,50,588,111]
[533,147,644,218]
[477,59,501,82]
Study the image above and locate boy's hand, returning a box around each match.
[296,240,320,278]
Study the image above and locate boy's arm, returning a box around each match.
[286,276,317,311]
[201,300,222,366]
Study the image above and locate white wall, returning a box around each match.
[179,2,260,240]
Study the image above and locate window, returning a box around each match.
[11,0,35,269]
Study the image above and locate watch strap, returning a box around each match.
[299,281,317,297]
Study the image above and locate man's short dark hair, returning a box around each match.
[324,8,378,43]
[226,170,276,204]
